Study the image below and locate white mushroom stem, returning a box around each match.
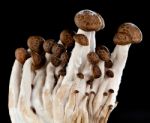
[31,67,46,121]
[105,44,131,106]
[77,95,89,123]
[18,58,42,123]
[62,29,96,85]
[9,60,23,123]
[42,63,55,113]
[54,40,64,77]
[52,75,64,95]
[92,77,109,114]
[96,93,113,123]
[42,52,56,119]
[9,60,22,108]
[91,61,105,93]
[55,65,62,77]
[64,84,77,123]
[43,63,56,94]
[53,82,73,123]
[45,53,52,62]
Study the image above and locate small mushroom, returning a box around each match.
[51,43,65,57]
[50,55,61,67]
[31,51,46,70]
[73,34,89,46]
[92,65,102,78]
[60,51,69,66]
[77,72,84,79]
[106,70,114,78]
[27,36,45,54]
[96,45,110,61]
[105,60,113,68]
[87,52,100,64]
[15,48,29,64]
[43,39,55,53]
[60,30,75,48]
[113,23,143,45]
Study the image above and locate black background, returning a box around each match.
[0,0,149,123]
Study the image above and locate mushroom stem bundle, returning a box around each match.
[9,10,143,123]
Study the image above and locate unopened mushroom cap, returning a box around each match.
[73,34,89,46]
[96,45,110,61]
[87,52,100,64]
[113,23,143,45]
[51,43,65,57]
[43,39,55,53]
[31,51,46,70]
[27,36,45,54]
[50,55,61,67]
[60,52,69,66]
[15,48,29,64]
[60,30,75,48]
[74,9,105,31]
[92,65,101,78]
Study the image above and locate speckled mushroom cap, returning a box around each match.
[27,36,45,54]
[74,9,105,31]
[73,34,89,46]
[60,30,75,48]
[113,23,143,45]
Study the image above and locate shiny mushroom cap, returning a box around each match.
[113,23,143,45]
[74,9,105,31]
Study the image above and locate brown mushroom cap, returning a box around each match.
[73,34,89,46]
[113,23,143,45]
[51,43,65,57]
[50,55,61,67]
[43,39,55,53]
[60,51,69,66]
[96,45,110,61]
[27,36,45,54]
[105,59,113,68]
[31,51,46,70]
[15,48,29,64]
[74,9,105,31]
[87,52,100,64]
[92,65,102,78]
[60,30,75,48]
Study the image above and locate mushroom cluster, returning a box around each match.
[9,9,142,123]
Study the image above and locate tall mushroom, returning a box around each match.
[93,23,143,122]
[9,48,29,123]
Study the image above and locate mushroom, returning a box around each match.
[60,29,75,49]
[93,22,143,116]
[17,57,41,123]
[113,23,142,45]
[43,39,55,61]
[9,48,29,123]
[26,36,50,122]
[75,9,105,51]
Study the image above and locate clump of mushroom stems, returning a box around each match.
[9,10,142,123]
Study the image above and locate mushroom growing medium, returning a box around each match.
[9,10,143,123]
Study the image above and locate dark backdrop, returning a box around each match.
[1,0,149,123]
